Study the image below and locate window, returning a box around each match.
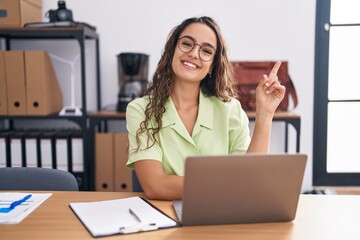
[314,0,360,185]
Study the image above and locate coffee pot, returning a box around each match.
[116,53,149,112]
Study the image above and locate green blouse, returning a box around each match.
[126,90,251,176]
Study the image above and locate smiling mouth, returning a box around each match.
[182,60,199,69]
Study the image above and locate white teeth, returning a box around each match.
[183,61,197,68]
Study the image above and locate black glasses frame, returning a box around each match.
[177,36,216,62]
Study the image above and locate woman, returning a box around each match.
[126,16,285,200]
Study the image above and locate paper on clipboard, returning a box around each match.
[69,196,178,237]
[0,192,52,224]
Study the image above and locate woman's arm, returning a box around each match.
[134,160,184,200]
[247,61,286,153]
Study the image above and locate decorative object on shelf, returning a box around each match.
[116,53,149,112]
[46,0,73,23]
[49,53,82,116]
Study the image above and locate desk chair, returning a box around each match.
[0,167,79,191]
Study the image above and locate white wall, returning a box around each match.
[42,0,316,191]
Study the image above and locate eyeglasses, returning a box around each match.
[177,36,216,62]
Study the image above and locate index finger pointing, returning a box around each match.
[269,61,282,77]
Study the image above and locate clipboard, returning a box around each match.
[69,196,179,237]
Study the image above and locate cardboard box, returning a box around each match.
[0,0,42,27]
[114,133,132,192]
[25,51,63,115]
[0,51,8,115]
[4,51,27,115]
[95,133,115,191]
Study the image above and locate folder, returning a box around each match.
[69,196,178,237]
[114,133,132,192]
[0,51,8,115]
[95,133,114,191]
[24,131,41,168]
[4,51,27,115]
[25,51,63,115]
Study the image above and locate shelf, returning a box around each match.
[0,27,98,40]
[0,27,101,191]
[88,111,126,119]
[0,114,85,120]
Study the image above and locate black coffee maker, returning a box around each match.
[116,53,149,112]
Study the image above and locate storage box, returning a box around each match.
[25,51,63,115]
[2,50,63,116]
[0,0,42,27]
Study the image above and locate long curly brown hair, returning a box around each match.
[134,16,236,151]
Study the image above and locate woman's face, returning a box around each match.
[172,23,217,84]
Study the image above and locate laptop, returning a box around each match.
[173,154,307,226]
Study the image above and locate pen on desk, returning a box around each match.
[10,194,32,209]
[129,208,142,223]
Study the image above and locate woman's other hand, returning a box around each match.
[255,61,286,114]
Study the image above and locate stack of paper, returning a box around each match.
[70,196,178,237]
[0,192,52,224]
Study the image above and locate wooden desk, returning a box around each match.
[1,192,359,240]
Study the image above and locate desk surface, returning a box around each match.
[0,192,359,240]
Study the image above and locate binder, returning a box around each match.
[0,51,8,115]
[39,130,57,169]
[114,133,132,192]
[55,131,71,171]
[70,131,84,173]
[0,130,13,167]
[69,131,84,190]
[25,51,63,115]
[95,133,114,191]
[0,132,6,167]
[4,51,27,115]
[24,131,41,168]
[9,131,26,167]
